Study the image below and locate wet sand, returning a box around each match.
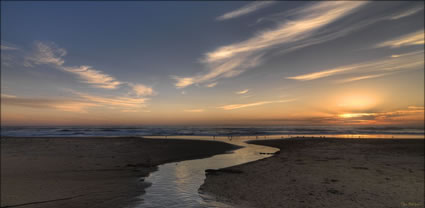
[0,137,238,208]
[201,138,424,208]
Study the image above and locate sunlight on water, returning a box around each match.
[131,137,279,208]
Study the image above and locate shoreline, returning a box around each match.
[1,137,239,208]
[200,138,425,208]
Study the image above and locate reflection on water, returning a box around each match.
[131,137,279,208]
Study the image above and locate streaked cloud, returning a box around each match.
[184,109,205,113]
[25,41,66,66]
[288,50,424,81]
[1,93,17,98]
[73,92,148,109]
[337,106,424,124]
[339,112,376,118]
[1,94,99,113]
[174,77,195,89]
[217,1,275,21]
[63,66,121,89]
[205,82,218,88]
[390,7,423,20]
[24,41,154,95]
[1,44,18,51]
[267,105,425,125]
[338,72,393,83]
[174,2,367,88]
[219,99,295,110]
[288,66,355,81]
[408,106,424,110]
[375,30,424,48]
[1,92,150,113]
[206,2,367,63]
[235,89,249,95]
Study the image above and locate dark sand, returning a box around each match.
[201,138,424,208]
[0,137,238,208]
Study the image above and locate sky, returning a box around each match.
[1,1,424,126]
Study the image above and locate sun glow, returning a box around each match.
[337,94,378,110]
[338,113,375,118]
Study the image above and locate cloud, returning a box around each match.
[235,89,249,95]
[24,41,154,96]
[1,94,98,113]
[174,77,195,88]
[1,92,151,113]
[219,99,295,110]
[337,106,424,124]
[1,93,17,98]
[375,30,424,48]
[174,2,367,88]
[129,83,155,96]
[1,44,18,51]
[390,7,423,20]
[287,50,424,81]
[63,66,121,89]
[207,2,367,63]
[205,82,218,88]
[25,42,122,89]
[184,109,205,113]
[25,41,66,66]
[288,66,356,81]
[337,72,393,83]
[217,1,275,21]
[73,92,148,109]
[408,106,424,110]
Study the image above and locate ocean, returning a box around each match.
[1,126,424,138]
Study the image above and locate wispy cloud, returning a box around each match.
[375,30,424,48]
[338,72,393,83]
[287,50,424,81]
[24,41,154,95]
[206,2,366,63]
[390,7,423,20]
[1,91,152,113]
[408,106,424,110]
[217,1,275,21]
[73,92,148,109]
[63,66,121,89]
[0,93,17,98]
[235,89,249,95]
[184,109,205,113]
[25,41,66,66]
[219,99,295,110]
[337,106,425,124]
[174,2,367,88]
[1,44,18,51]
[205,82,218,88]
[288,66,356,81]
[1,94,99,113]
[128,83,155,96]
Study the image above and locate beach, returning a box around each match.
[201,138,424,208]
[0,137,238,208]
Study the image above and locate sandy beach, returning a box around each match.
[0,137,238,208]
[201,138,424,208]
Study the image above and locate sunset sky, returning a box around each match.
[1,1,424,126]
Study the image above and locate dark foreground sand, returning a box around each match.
[201,138,424,208]
[0,137,238,208]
